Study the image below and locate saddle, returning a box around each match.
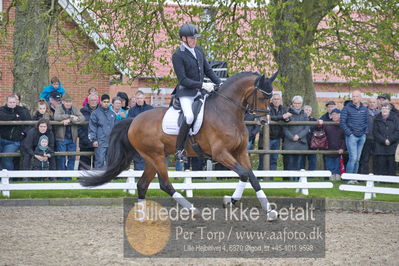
[171,93,204,128]
[162,93,210,159]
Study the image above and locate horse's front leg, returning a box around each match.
[215,150,278,221]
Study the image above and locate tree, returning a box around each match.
[79,0,398,109]
[270,0,338,110]
[3,0,57,111]
[1,0,398,112]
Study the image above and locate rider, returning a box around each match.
[172,23,222,162]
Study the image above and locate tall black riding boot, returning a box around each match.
[175,121,191,162]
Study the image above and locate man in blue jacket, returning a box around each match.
[88,94,116,169]
[340,90,368,177]
[172,23,222,162]
[127,91,153,119]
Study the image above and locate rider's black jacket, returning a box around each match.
[172,44,221,98]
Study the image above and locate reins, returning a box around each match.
[213,82,271,117]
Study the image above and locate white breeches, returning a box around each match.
[179,91,201,125]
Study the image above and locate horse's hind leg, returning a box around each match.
[150,155,197,213]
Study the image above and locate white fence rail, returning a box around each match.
[0,169,332,198]
[339,173,399,200]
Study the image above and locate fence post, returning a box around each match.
[262,124,270,171]
[365,174,375,200]
[126,169,136,195]
[297,169,309,195]
[184,176,193,198]
[1,169,10,197]
[206,160,213,181]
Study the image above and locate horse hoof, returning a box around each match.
[223,196,235,208]
[267,210,279,222]
[190,207,200,218]
[223,195,233,208]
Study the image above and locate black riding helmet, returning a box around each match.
[179,23,201,38]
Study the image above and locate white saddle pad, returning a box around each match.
[162,96,207,135]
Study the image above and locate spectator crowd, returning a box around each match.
[0,76,152,175]
[1,77,398,181]
[248,90,399,181]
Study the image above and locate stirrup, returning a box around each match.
[175,150,187,162]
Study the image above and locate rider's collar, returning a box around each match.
[180,42,196,58]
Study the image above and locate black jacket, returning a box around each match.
[32,111,52,121]
[324,124,346,153]
[78,104,98,148]
[172,45,221,97]
[21,127,55,157]
[0,105,31,141]
[21,127,56,170]
[269,103,289,139]
[244,112,260,142]
[319,112,332,121]
[373,112,399,155]
[32,146,54,170]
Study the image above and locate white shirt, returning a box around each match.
[182,42,197,59]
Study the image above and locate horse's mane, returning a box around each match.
[218,71,259,92]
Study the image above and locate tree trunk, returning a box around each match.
[13,0,55,112]
[271,0,337,114]
[274,45,317,111]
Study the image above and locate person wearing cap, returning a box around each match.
[54,93,84,174]
[373,103,399,176]
[358,97,380,174]
[88,94,116,169]
[319,100,337,121]
[48,91,62,115]
[377,93,390,107]
[340,90,368,180]
[377,93,398,117]
[172,23,222,162]
[323,108,346,180]
[40,76,66,102]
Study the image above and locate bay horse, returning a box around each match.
[81,71,279,220]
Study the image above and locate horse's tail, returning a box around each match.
[80,118,137,187]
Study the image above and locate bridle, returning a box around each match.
[213,78,272,117]
[245,81,272,116]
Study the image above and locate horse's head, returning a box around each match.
[245,71,278,116]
